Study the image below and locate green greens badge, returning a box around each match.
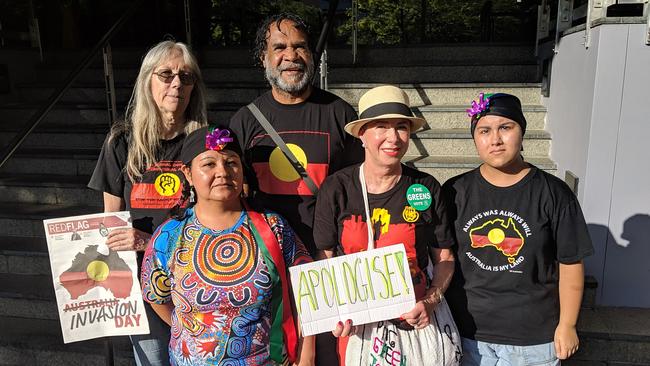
[406,184,432,211]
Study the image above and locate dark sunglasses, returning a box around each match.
[152,70,196,85]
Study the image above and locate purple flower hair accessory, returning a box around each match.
[466,92,491,118]
[205,128,234,151]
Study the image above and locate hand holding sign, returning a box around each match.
[289,244,415,336]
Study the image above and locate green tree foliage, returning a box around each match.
[337,0,535,45]
[210,0,321,47]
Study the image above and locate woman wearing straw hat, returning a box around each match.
[140,126,315,366]
[442,93,593,365]
[313,85,462,365]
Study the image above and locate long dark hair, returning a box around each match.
[170,166,195,220]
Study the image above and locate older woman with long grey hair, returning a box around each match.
[88,40,207,366]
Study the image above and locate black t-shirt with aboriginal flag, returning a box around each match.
[313,164,454,300]
[88,132,186,242]
[442,166,594,346]
[228,88,364,255]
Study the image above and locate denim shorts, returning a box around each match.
[129,302,171,366]
[461,337,560,366]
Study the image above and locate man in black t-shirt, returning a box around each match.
[228,13,363,365]
[228,14,363,256]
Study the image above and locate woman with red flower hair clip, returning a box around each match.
[442,93,594,365]
[140,126,315,366]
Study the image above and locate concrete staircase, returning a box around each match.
[0,44,644,365]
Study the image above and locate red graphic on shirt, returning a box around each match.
[130,160,184,209]
[340,214,427,298]
[250,131,330,196]
[470,217,525,263]
[253,162,328,195]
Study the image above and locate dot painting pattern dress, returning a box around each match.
[141,208,310,366]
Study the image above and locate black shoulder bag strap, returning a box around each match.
[246,103,319,196]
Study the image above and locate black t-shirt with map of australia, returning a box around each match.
[88,132,186,261]
[313,164,455,300]
[228,88,364,254]
[442,165,594,346]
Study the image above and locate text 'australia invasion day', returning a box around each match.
[64,298,141,330]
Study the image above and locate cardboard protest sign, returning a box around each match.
[289,244,415,336]
[43,212,149,343]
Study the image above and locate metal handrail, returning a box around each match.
[314,0,340,68]
[0,0,147,169]
[584,0,593,48]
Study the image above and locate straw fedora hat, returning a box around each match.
[344,85,426,138]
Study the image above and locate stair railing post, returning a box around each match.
[535,0,550,57]
[184,0,192,46]
[103,43,117,125]
[28,0,43,62]
[584,0,593,49]
[352,0,358,65]
[555,0,574,54]
[645,3,650,46]
[319,48,328,91]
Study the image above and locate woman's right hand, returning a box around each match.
[332,319,355,337]
[106,228,151,252]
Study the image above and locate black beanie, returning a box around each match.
[181,126,243,165]
[469,93,527,136]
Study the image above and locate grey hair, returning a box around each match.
[111,40,208,182]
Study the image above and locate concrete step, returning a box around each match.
[0,105,113,126]
[0,272,55,303]
[415,104,546,130]
[0,236,51,286]
[0,148,99,175]
[0,103,546,134]
[204,44,538,67]
[0,235,47,253]
[327,64,539,83]
[329,83,543,107]
[37,63,538,84]
[571,307,650,365]
[0,103,240,127]
[405,156,557,183]
[407,129,550,158]
[0,202,101,238]
[0,174,98,205]
[0,242,50,276]
[14,82,269,106]
[0,117,548,155]
[0,127,107,149]
[12,82,542,108]
[37,44,536,68]
[0,317,134,366]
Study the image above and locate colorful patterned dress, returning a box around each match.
[141,207,311,365]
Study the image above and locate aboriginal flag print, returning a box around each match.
[250,131,329,196]
[130,160,184,209]
[469,217,525,263]
[59,245,133,299]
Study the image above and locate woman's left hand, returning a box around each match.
[400,300,435,330]
[106,228,151,252]
[554,323,579,359]
[400,286,441,329]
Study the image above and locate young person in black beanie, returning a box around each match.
[442,93,594,365]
